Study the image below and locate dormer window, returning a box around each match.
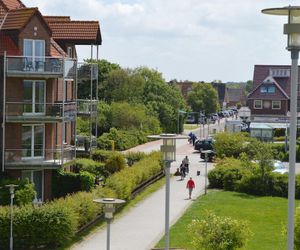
[260,86,275,93]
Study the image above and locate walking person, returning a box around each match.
[183,155,190,174]
[186,177,195,199]
[180,162,186,180]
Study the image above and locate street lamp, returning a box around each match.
[262,6,300,250]
[201,150,213,195]
[147,133,188,250]
[93,198,125,250]
[6,184,18,250]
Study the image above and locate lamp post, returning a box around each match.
[6,184,18,250]
[201,150,213,195]
[93,198,125,250]
[262,6,300,250]
[148,133,188,250]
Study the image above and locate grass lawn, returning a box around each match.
[184,124,199,130]
[156,191,299,250]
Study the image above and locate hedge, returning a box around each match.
[0,152,162,249]
[105,152,162,200]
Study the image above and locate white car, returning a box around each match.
[272,160,288,174]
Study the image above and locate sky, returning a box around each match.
[22,0,300,83]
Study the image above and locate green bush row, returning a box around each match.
[208,157,294,198]
[97,127,148,150]
[105,152,162,199]
[0,152,162,249]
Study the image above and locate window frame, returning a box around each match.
[254,100,262,109]
[272,101,281,110]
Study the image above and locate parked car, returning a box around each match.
[200,150,215,162]
[194,138,214,152]
[186,115,197,124]
[272,160,288,174]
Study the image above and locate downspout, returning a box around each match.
[96,45,99,141]
[61,56,65,165]
[89,45,93,158]
[2,51,6,172]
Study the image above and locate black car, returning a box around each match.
[194,138,214,152]
[200,150,215,162]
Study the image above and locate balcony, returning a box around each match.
[6,56,76,79]
[77,99,98,116]
[77,62,98,80]
[4,147,75,169]
[6,102,77,123]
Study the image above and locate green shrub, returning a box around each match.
[223,168,244,191]
[208,167,227,189]
[105,152,162,199]
[0,203,77,249]
[295,206,300,249]
[187,211,251,250]
[15,182,36,206]
[124,151,146,166]
[105,153,126,175]
[0,178,35,206]
[214,132,250,158]
[52,170,81,198]
[79,171,95,192]
[75,158,108,177]
[92,149,114,162]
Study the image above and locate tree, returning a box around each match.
[187,83,219,115]
[188,211,251,250]
[245,80,253,95]
[77,59,121,99]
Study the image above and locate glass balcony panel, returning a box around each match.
[5,147,75,167]
[64,59,76,79]
[6,102,77,120]
[6,56,63,76]
[77,99,98,116]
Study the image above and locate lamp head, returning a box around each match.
[262,6,300,50]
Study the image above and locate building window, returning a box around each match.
[23,39,45,71]
[272,101,281,109]
[254,100,262,109]
[260,86,275,93]
[23,80,45,114]
[22,125,44,158]
[67,47,73,57]
[269,68,290,77]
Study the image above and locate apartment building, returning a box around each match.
[0,0,101,201]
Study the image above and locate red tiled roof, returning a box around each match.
[0,31,20,55]
[1,7,52,35]
[0,0,25,11]
[50,38,67,57]
[44,16,71,22]
[1,7,37,30]
[47,20,102,45]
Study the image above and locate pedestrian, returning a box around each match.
[180,162,186,180]
[183,155,190,174]
[186,177,195,199]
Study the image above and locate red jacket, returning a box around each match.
[186,179,195,189]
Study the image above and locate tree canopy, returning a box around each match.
[187,83,219,115]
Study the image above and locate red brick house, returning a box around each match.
[0,0,101,201]
[247,65,296,122]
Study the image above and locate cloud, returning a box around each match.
[22,0,299,82]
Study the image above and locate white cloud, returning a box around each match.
[22,0,299,82]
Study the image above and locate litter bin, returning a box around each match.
[197,170,201,176]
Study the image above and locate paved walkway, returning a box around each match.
[71,138,214,250]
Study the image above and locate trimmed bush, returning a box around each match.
[187,211,251,250]
[105,152,162,199]
[79,171,95,192]
[52,170,81,198]
[75,158,108,177]
[105,153,126,175]
[124,151,146,166]
[92,149,114,162]
[15,182,36,206]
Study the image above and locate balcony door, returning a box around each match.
[22,125,44,159]
[23,80,45,114]
[22,170,44,201]
[23,39,45,71]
